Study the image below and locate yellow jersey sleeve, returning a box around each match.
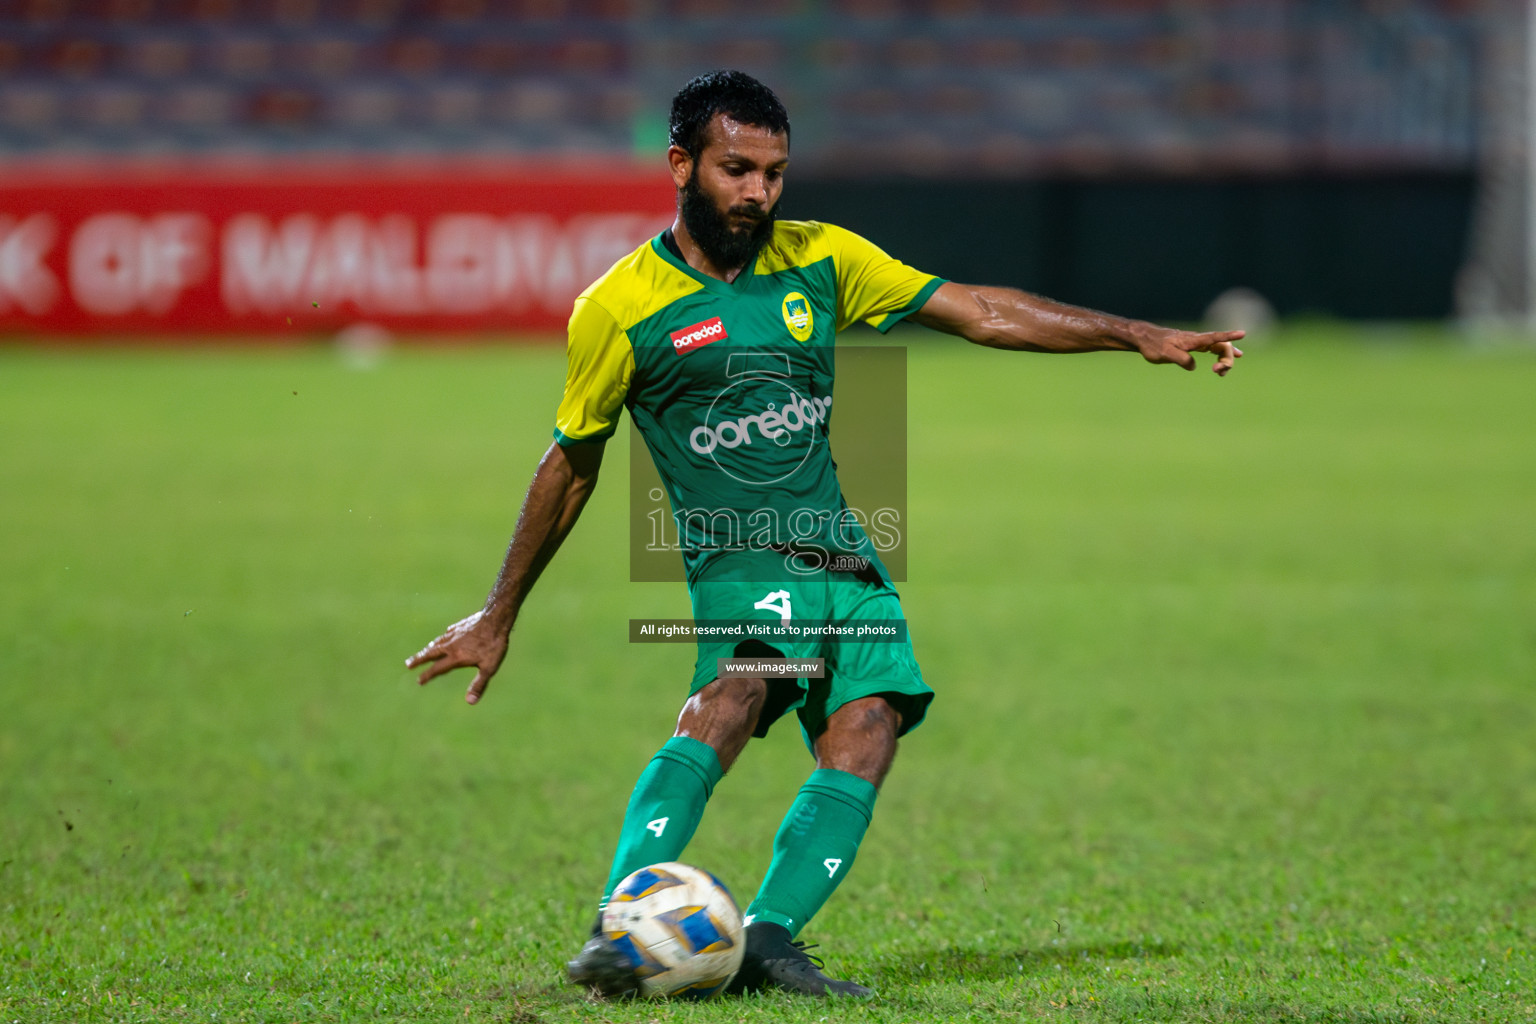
[825,223,946,333]
[553,296,635,445]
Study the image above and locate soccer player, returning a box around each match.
[406,70,1242,998]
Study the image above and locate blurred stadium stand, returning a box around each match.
[2,0,1525,323]
[0,0,1495,174]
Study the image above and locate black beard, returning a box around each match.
[679,172,778,271]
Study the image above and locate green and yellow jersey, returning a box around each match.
[553,219,944,585]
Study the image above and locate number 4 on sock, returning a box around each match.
[823,858,842,878]
[647,817,669,837]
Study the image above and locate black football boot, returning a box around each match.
[725,922,873,998]
[565,914,640,998]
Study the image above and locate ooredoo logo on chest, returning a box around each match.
[671,316,728,353]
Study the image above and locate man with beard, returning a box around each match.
[406,70,1243,999]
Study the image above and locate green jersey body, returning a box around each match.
[554,220,944,585]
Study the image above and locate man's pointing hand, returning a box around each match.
[1136,326,1246,377]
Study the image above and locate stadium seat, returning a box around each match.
[51,37,109,77]
[21,0,74,25]
[387,35,443,76]
[249,85,321,128]
[267,0,320,24]
[330,83,402,127]
[207,35,275,77]
[182,0,241,22]
[298,36,364,77]
[125,35,193,78]
[160,82,235,128]
[555,37,624,75]
[490,80,569,125]
[424,83,482,128]
[343,0,402,24]
[103,0,156,22]
[0,85,64,131]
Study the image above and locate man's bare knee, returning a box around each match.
[674,676,767,773]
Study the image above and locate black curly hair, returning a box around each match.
[668,70,791,159]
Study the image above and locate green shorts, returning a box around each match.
[688,573,933,750]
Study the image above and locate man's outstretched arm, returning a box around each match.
[911,281,1244,376]
[406,439,604,705]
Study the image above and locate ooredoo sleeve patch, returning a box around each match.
[554,296,635,445]
[825,223,947,334]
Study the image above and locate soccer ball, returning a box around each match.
[601,862,745,998]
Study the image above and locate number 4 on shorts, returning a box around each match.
[754,589,792,625]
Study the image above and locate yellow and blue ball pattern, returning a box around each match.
[601,861,745,999]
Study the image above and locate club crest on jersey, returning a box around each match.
[671,316,728,354]
[781,292,813,342]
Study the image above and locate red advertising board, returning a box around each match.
[0,159,675,336]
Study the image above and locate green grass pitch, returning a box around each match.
[1,326,1533,1023]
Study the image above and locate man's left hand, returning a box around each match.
[1135,326,1245,376]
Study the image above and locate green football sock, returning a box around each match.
[600,735,723,908]
[744,768,878,938]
